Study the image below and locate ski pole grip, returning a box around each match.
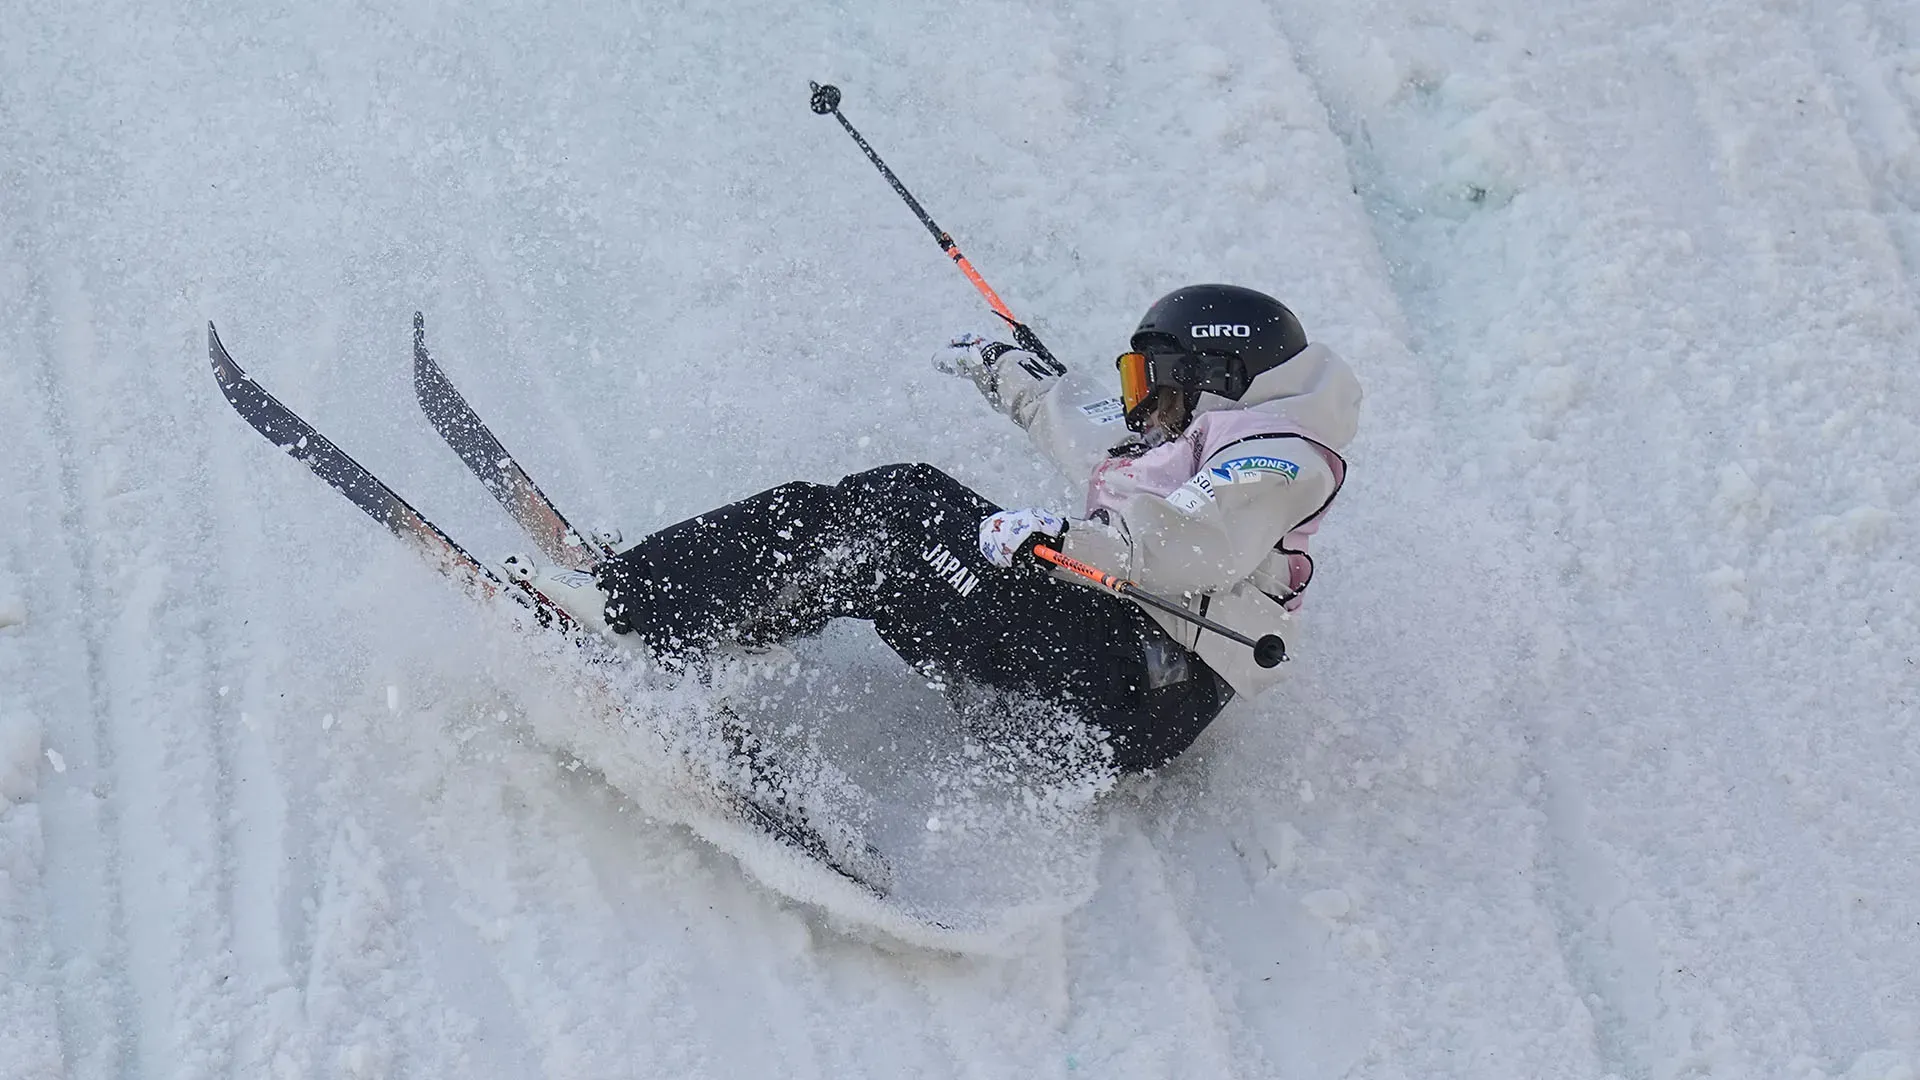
[1010,321,1063,374]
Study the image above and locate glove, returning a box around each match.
[978,507,1068,568]
[933,333,1019,406]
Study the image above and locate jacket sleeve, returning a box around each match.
[988,349,1135,482]
[1060,434,1339,596]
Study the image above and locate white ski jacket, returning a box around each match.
[989,342,1361,696]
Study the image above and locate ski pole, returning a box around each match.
[1032,545,1289,668]
[808,81,1061,371]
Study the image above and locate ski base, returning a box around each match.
[411,312,612,571]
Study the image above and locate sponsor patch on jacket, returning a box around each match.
[1165,472,1217,515]
[1166,486,1207,514]
[1209,456,1300,484]
[1078,396,1126,424]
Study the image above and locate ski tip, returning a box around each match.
[207,322,224,359]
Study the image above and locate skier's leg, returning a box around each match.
[595,462,998,663]
[819,466,1165,742]
[827,465,1237,771]
[596,480,846,661]
[597,462,1233,771]
[1093,604,1236,772]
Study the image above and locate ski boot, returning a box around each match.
[499,553,645,654]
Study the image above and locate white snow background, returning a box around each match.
[3,0,1918,1075]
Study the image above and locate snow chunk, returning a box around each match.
[1302,889,1352,920]
[1701,564,1750,620]
[0,714,41,803]
[1526,364,1583,421]
[1844,1049,1916,1080]
[1182,43,1233,80]
[0,593,24,629]
[1813,505,1895,552]
[1709,463,1772,529]
[1436,88,1546,212]
[1258,821,1303,876]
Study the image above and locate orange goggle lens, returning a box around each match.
[1116,351,1152,414]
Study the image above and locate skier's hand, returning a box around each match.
[978,507,1068,568]
[933,333,1019,406]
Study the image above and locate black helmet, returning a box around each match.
[1117,284,1309,430]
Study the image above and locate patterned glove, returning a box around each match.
[978,507,1069,568]
[933,333,1025,406]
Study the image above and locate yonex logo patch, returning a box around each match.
[1209,456,1300,483]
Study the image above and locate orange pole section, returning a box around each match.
[946,242,1017,325]
[1031,545,1121,591]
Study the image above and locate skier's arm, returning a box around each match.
[935,337,1131,479]
[1060,435,1339,596]
[1011,364,1135,481]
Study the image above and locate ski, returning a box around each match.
[730,788,890,894]
[410,312,613,572]
[712,713,895,896]
[404,319,892,896]
[210,320,890,897]
[206,323,576,632]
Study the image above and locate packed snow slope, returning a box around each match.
[4,0,1918,1075]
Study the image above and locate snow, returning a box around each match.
[3,0,1918,1075]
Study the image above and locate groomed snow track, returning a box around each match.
[3,0,1916,1076]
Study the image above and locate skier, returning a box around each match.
[529,284,1360,773]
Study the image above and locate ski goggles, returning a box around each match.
[1115,349,1251,428]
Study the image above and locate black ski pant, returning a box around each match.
[595,463,1231,773]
